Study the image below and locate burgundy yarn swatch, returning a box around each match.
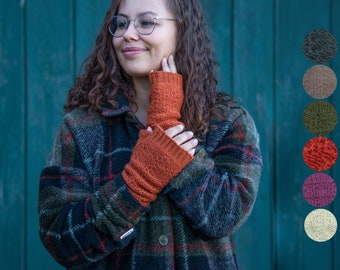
[303,136,338,171]
[302,173,337,207]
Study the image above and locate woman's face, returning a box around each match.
[112,0,177,79]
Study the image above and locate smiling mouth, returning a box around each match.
[122,48,147,56]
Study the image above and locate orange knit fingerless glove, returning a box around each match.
[122,126,193,206]
[147,71,184,130]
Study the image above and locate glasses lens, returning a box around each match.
[136,14,156,35]
[110,15,128,37]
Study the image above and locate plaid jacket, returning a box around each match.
[38,97,262,270]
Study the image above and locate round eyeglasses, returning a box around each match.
[109,12,176,38]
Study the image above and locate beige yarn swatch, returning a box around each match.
[303,65,337,99]
[304,209,337,242]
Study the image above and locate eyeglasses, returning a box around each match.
[109,12,176,38]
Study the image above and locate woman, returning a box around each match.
[38,0,262,269]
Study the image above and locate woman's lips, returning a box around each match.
[122,47,147,57]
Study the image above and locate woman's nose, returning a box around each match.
[123,21,140,41]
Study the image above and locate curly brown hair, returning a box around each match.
[65,0,231,136]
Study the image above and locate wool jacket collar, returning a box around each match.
[102,94,130,117]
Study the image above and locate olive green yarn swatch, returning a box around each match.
[303,100,338,135]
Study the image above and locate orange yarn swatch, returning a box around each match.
[303,136,338,171]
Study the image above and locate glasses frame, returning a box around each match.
[108,13,176,38]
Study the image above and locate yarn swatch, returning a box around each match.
[304,209,337,242]
[302,173,337,207]
[302,65,337,99]
[303,100,338,135]
[303,29,338,64]
[302,136,338,171]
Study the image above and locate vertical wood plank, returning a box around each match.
[0,1,26,269]
[232,0,274,269]
[75,0,111,72]
[26,1,74,269]
[275,0,334,269]
[200,0,232,93]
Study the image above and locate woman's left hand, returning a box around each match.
[161,55,177,73]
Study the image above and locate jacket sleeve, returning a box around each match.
[165,106,262,239]
[38,115,148,268]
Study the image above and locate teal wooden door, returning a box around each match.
[1,0,339,269]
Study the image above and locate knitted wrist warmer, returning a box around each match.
[147,71,184,130]
[122,126,193,206]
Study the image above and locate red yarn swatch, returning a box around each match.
[302,173,337,207]
[303,136,338,171]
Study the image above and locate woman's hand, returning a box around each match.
[167,125,198,156]
[161,55,177,73]
[147,125,198,156]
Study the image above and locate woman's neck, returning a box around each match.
[132,77,151,126]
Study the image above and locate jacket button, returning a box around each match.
[159,235,168,246]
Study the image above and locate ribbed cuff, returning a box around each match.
[149,71,183,88]
[122,126,193,206]
[147,125,193,165]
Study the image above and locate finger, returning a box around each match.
[180,138,198,152]
[161,57,171,72]
[168,55,177,73]
[165,124,184,138]
[172,131,194,145]
[188,148,196,156]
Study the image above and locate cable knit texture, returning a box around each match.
[123,126,193,206]
[147,71,184,129]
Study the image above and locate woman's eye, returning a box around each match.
[139,19,155,28]
[117,21,128,29]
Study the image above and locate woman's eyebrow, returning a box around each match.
[116,11,158,17]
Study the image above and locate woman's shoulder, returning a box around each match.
[61,108,103,130]
[204,93,259,150]
[63,108,100,121]
[213,92,252,124]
